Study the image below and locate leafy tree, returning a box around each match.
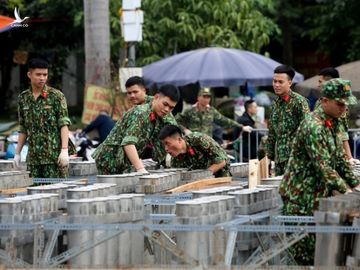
[307,0,360,63]
[0,0,84,114]
[137,0,280,65]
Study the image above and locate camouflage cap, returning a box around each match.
[198,87,212,96]
[322,78,357,105]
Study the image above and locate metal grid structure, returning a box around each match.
[0,193,359,268]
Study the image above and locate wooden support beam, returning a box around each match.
[248,159,259,189]
[166,177,232,194]
[0,187,27,196]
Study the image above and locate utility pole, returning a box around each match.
[120,0,143,67]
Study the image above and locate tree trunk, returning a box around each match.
[83,0,111,87]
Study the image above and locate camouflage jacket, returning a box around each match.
[171,132,230,178]
[176,104,243,136]
[314,98,349,141]
[18,86,73,165]
[92,102,177,172]
[279,105,359,215]
[266,90,310,163]
[144,95,153,104]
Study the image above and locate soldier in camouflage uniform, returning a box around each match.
[176,88,252,138]
[159,125,230,177]
[15,58,75,178]
[266,65,310,175]
[314,67,359,164]
[92,84,180,174]
[280,78,359,265]
[125,76,154,159]
[125,76,153,106]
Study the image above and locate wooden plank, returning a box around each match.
[258,156,269,180]
[0,187,27,195]
[248,159,259,189]
[166,177,232,194]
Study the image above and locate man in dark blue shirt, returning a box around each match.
[82,110,115,143]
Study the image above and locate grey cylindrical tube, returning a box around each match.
[315,211,345,266]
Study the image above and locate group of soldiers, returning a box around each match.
[14,61,247,179]
[265,65,360,264]
[14,58,360,265]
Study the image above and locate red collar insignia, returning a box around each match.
[149,112,156,122]
[324,119,333,128]
[188,147,195,156]
[283,95,290,103]
[41,91,48,99]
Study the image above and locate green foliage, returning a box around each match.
[136,0,280,65]
[306,0,360,62]
[5,0,84,88]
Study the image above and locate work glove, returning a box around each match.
[58,148,69,167]
[13,154,21,169]
[242,126,253,133]
[137,167,148,174]
[349,158,360,166]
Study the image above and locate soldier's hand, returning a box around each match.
[242,126,253,133]
[137,167,148,174]
[13,154,21,169]
[183,128,192,135]
[58,148,69,167]
[349,158,360,166]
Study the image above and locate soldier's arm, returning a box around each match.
[297,98,310,121]
[15,133,27,155]
[123,144,144,171]
[335,146,359,188]
[120,108,146,146]
[57,92,72,127]
[196,134,228,173]
[337,117,352,159]
[16,96,27,155]
[265,116,275,160]
[303,123,349,193]
[212,108,243,130]
[60,126,70,149]
[208,160,226,174]
[343,141,353,160]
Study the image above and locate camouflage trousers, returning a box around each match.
[283,202,315,265]
[28,164,69,178]
[275,161,287,176]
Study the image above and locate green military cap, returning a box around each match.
[322,78,357,105]
[198,87,212,96]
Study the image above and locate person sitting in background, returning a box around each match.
[233,99,263,161]
[82,110,115,143]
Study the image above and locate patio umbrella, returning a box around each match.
[295,60,360,97]
[143,47,304,88]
